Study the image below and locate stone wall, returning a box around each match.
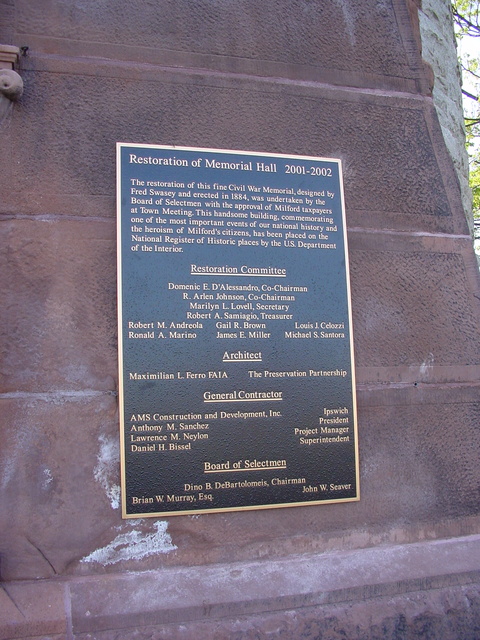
[1,1,480,638]
[419,0,473,232]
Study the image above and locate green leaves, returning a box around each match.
[452,0,480,227]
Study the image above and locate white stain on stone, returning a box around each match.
[94,434,120,509]
[1,417,36,490]
[1,451,16,491]
[42,467,53,489]
[81,521,176,565]
[419,352,435,380]
[333,0,356,46]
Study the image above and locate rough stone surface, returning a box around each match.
[73,584,480,640]
[0,67,459,228]
[350,242,480,369]
[11,0,423,90]
[0,218,117,393]
[69,536,480,633]
[419,0,473,232]
[0,0,15,44]
[0,580,66,640]
[0,395,119,580]
[2,535,480,639]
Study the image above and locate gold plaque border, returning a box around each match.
[116,143,360,518]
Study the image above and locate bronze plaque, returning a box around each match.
[117,144,359,517]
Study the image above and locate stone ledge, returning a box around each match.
[69,534,480,633]
[0,580,66,640]
[74,581,480,640]
[1,534,480,638]
[17,40,422,95]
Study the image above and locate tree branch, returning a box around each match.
[462,88,479,101]
[453,9,480,34]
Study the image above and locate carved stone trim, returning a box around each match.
[0,44,20,69]
[0,69,23,100]
[0,45,23,122]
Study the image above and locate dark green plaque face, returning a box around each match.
[117,144,359,517]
